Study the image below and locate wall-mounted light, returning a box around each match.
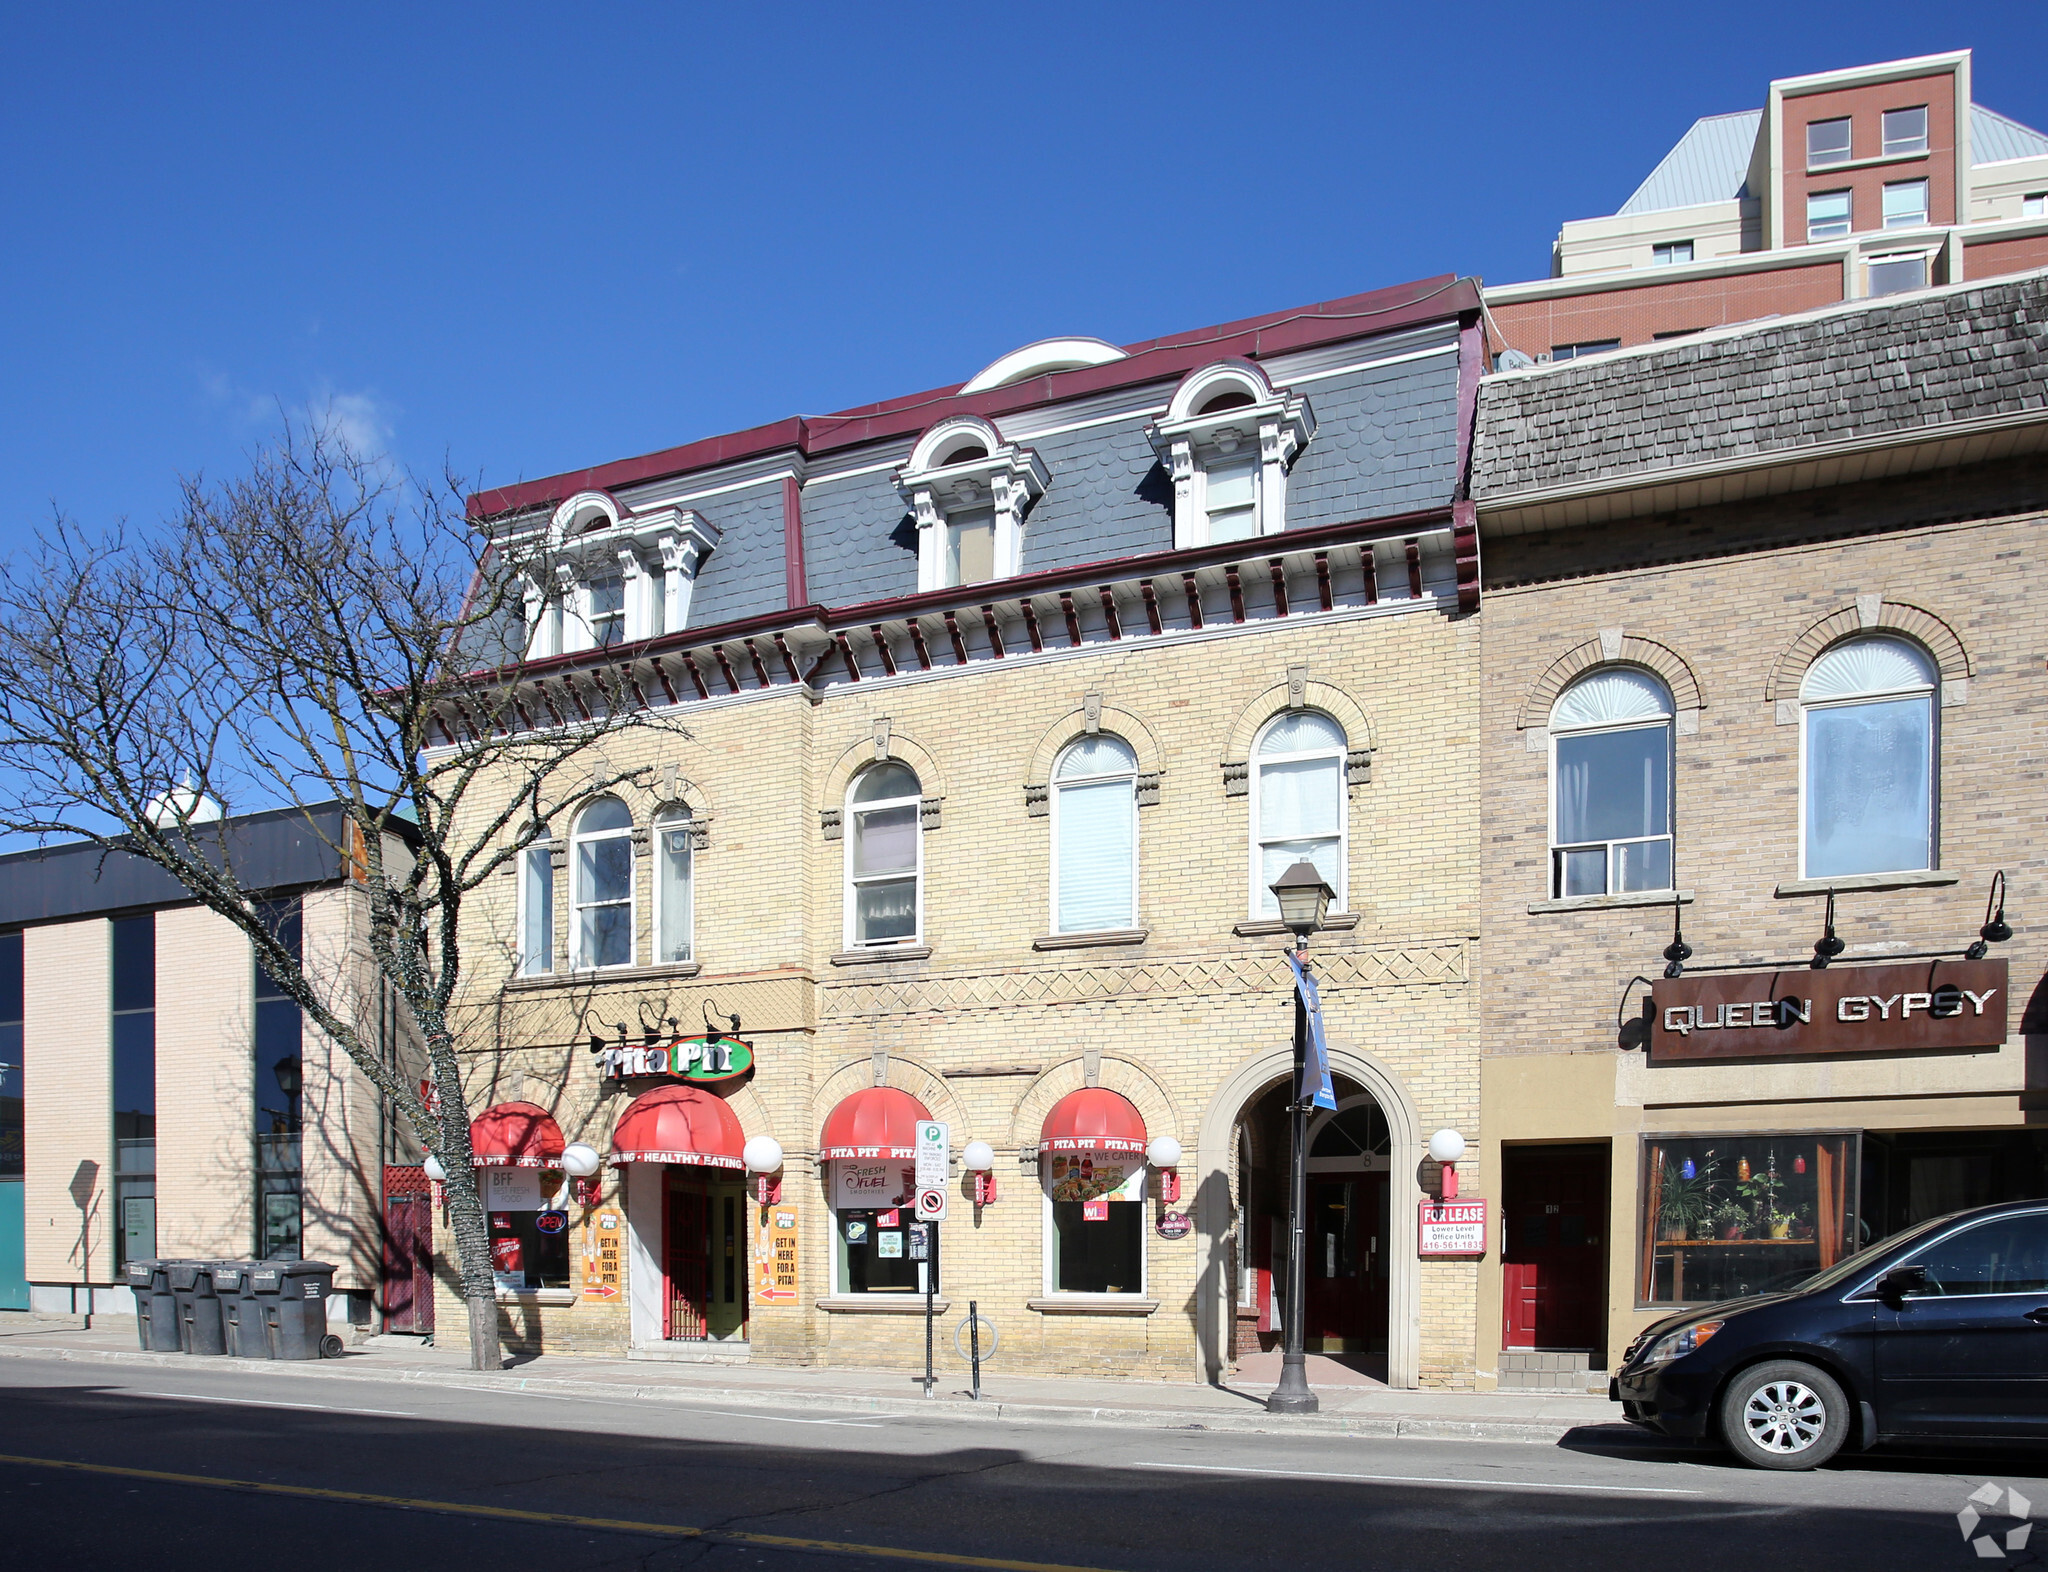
[1811,889,1846,969]
[1428,1128,1467,1199]
[561,1141,603,1206]
[1147,1135,1183,1204]
[1966,870,2012,960]
[422,1154,447,1182]
[744,1135,784,1206]
[963,1139,997,1206]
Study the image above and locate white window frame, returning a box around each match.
[516,837,555,977]
[2023,193,2047,218]
[1049,736,1140,935]
[1146,365,1315,551]
[1247,711,1349,921]
[570,799,637,971]
[517,492,719,661]
[1546,673,1676,900]
[1807,189,1852,242]
[652,808,694,966]
[1866,250,1932,297]
[1881,105,1929,157]
[843,766,924,950]
[1039,1156,1148,1298]
[1806,116,1852,168]
[1882,178,1930,230]
[1797,637,1938,881]
[1651,240,1694,266]
[895,418,1048,592]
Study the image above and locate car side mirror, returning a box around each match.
[1877,1265,1928,1306]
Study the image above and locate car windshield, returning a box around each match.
[1780,1213,1959,1295]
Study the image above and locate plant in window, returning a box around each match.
[1656,1157,1712,1242]
[1250,711,1346,919]
[1800,636,1936,878]
[1548,668,1673,898]
[846,762,922,947]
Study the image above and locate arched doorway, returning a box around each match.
[1195,1040,1422,1388]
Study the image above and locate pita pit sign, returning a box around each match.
[1649,959,2007,1063]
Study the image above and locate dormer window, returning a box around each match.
[519,492,720,661]
[1146,362,1314,550]
[895,418,1049,592]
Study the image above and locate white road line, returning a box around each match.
[1128,1460,1702,1496]
[127,1392,416,1418]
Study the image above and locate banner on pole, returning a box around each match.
[1286,951,1338,1111]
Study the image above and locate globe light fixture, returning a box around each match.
[559,1142,602,1178]
[1429,1128,1467,1198]
[422,1154,447,1182]
[744,1135,785,1205]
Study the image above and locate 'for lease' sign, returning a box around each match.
[1419,1199,1487,1256]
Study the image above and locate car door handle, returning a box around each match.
[2026,1308,2048,1324]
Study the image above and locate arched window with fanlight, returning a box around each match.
[653,806,693,965]
[845,762,923,948]
[1548,668,1674,899]
[1250,711,1347,919]
[1801,635,1937,879]
[571,796,635,970]
[1051,735,1139,934]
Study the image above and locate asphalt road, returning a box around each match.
[0,1355,2039,1571]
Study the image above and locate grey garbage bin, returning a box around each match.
[123,1260,178,1352]
[168,1261,226,1356]
[211,1263,267,1359]
[249,1260,344,1360]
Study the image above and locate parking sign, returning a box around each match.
[914,1186,948,1221]
[914,1120,950,1190]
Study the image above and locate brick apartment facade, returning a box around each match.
[1467,273,2048,1390]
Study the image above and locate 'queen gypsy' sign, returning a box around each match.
[1649,959,2006,1064]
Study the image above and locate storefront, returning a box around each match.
[612,1084,751,1348]
[467,1102,572,1294]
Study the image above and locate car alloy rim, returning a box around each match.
[1742,1379,1826,1453]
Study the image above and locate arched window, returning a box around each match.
[845,763,922,948]
[1250,712,1346,919]
[516,832,554,976]
[653,807,693,965]
[571,797,634,969]
[1801,636,1937,878]
[1051,736,1139,934]
[1548,668,1674,898]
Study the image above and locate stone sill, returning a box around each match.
[1774,870,1958,898]
[1032,928,1149,951]
[494,1288,579,1306]
[1027,1296,1159,1316]
[1805,149,1929,176]
[505,960,701,993]
[816,1295,951,1315]
[829,946,933,967]
[1528,889,1693,915]
[1232,913,1363,938]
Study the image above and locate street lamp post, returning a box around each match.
[1266,859,1333,1416]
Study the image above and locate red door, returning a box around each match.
[1303,1173,1390,1352]
[1502,1144,1609,1351]
[664,1176,710,1340]
[380,1170,435,1335]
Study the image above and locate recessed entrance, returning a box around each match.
[1501,1142,1609,1354]
[664,1169,748,1342]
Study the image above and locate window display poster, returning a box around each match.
[1046,1155,1145,1204]
[485,1168,543,1211]
[833,1159,913,1210]
[877,1231,904,1258]
[755,1206,799,1304]
[845,1219,869,1245]
[581,1209,623,1300]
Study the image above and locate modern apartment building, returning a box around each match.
[1486,50,2048,361]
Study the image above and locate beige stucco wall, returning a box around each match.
[24,919,111,1284]
[154,904,255,1258]
[445,596,1486,1385]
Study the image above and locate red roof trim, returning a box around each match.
[468,277,1478,520]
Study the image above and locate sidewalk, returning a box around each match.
[0,1314,1625,1444]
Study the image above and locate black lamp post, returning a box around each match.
[1266,859,1333,1416]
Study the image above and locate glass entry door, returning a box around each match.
[1303,1173,1389,1353]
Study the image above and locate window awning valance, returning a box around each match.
[1038,1088,1147,1156]
[469,1102,566,1168]
[609,1085,746,1170]
[820,1086,932,1160]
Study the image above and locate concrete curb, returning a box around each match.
[0,1341,1612,1445]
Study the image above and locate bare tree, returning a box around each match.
[0,424,683,1369]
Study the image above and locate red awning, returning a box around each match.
[819,1086,932,1160]
[609,1085,746,1170]
[469,1102,566,1168]
[1038,1088,1147,1155]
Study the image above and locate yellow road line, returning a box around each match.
[0,1452,1126,1572]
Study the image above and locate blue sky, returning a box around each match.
[4,2,2045,545]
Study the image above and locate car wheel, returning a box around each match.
[1717,1360,1849,1470]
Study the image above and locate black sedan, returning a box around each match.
[1612,1199,2048,1468]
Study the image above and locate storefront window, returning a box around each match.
[111,914,156,1269]
[831,1158,926,1292]
[1639,1133,1858,1305]
[254,899,303,1260]
[1044,1154,1146,1294]
[0,932,22,1184]
[483,1167,571,1289]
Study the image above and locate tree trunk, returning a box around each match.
[438,1150,502,1371]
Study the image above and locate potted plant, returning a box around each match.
[1737,1151,1786,1239]
[1791,1203,1816,1241]
[1657,1159,1710,1241]
[1714,1198,1749,1241]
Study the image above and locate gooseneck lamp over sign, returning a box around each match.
[1266,861,1330,1416]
